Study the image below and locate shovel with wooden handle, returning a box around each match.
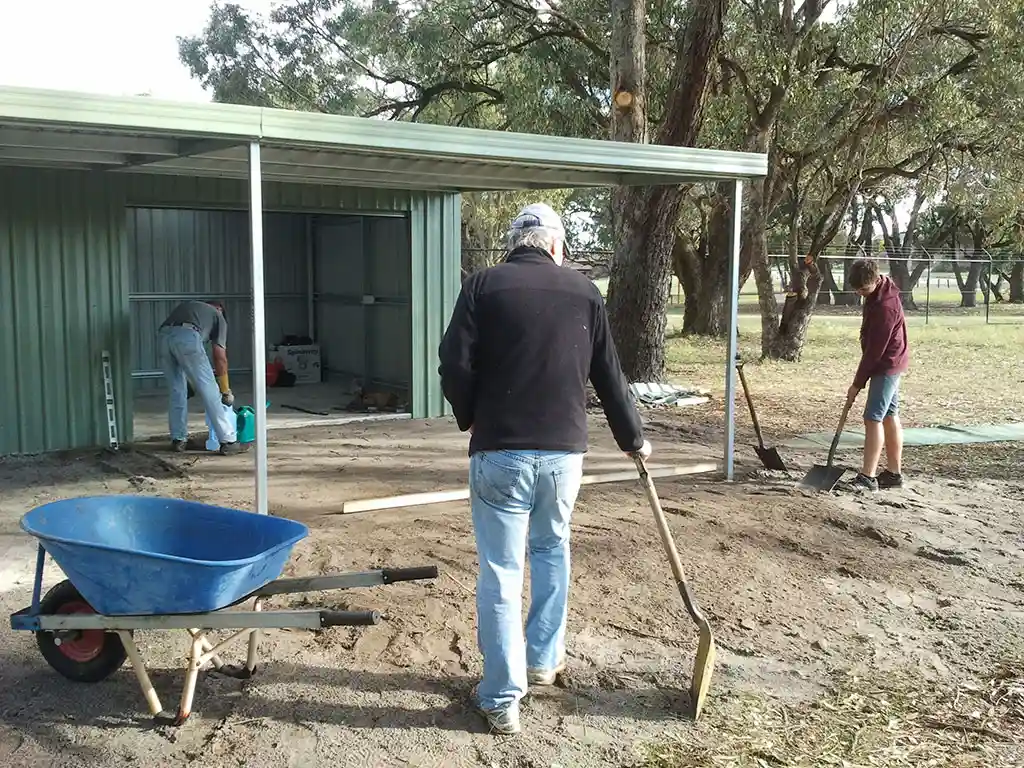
[735,358,787,471]
[633,454,716,721]
[798,392,857,492]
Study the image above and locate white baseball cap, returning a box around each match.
[508,202,572,257]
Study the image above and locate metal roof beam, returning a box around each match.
[0,127,181,156]
[0,147,128,166]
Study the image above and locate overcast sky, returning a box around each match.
[0,0,275,102]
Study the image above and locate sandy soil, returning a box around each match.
[1,410,1022,767]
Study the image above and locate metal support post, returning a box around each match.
[249,141,269,515]
[724,179,743,481]
[306,215,315,339]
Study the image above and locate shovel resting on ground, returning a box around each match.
[735,358,787,471]
[798,392,856,492]
[633,454,716,721]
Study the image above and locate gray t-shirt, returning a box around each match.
[161,301,228,349]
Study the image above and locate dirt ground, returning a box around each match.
[1,391,1023,767]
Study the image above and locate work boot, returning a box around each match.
[527,655,566,686]
[218,441,249,456]
[877,470,904,489]
[171,440,187,453]
[850,473,879,492]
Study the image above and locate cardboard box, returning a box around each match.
[269,344,321,384]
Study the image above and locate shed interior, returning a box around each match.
[129,207,413,441]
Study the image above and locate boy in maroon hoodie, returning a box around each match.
[846,259,909,491]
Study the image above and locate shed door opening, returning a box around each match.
[127,207,412,442]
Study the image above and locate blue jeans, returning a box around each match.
[864,374,901,422]
[470,449,584,712]
[159,326,237,443]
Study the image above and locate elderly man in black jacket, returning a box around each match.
[438,202,651,735]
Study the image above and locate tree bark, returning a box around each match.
[606,0,727,379]
[1010,260,1024,303]
[888,259,919,310]
[818,256,837,305]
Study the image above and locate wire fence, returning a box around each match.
[463,247,1024,325]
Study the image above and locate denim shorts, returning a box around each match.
[864,374,901,422]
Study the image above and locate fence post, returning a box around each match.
[921,246,932,325]
[984,249,993,325]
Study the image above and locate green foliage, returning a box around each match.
[179,0,1024,270]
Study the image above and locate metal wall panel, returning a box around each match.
[410,193,461,418]
[128,208,310,393]
[0,168,131,455]
[312,215,412,392]
[314,216,366,381]
[0,167,453,455]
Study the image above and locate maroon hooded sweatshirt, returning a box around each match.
[854,275,909,389]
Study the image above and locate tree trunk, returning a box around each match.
[961,261,983,307]
[888,258,919,310]
[684,190,731,335]
[1010,260,1024,303]
[818,256,837,305]
[606,0,727,379]
[607,189,686,378]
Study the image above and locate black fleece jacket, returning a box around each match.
[437,247,644,455]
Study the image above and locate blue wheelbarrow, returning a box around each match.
[9,495,438,725]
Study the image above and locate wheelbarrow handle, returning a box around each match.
[633,454,707,625]
[382,566,439,584]
[320,610,381,627]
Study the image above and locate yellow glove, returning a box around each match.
[216,374,230,394]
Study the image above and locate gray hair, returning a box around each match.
[506,226,561,253]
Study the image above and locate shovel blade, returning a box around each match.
[689,620,717,721]
[754,445,787,472]
[799,463,846,492]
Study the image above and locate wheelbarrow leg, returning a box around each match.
[176,634,205,725]
[116,630,168,721]
[244,598,263,677]
[187,628,226,671]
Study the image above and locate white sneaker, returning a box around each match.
[476,702,520,735]
[527,655,566,686]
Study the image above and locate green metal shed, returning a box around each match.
[0,86,767,514]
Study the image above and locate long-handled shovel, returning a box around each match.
[633,454,716,721]
[798,392,856,492]
[735,358,787,471]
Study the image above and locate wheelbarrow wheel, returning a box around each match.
[35,579,128,683]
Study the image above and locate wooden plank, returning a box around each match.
[337,462,720,514]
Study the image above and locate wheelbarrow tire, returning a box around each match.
[35,579,129,684]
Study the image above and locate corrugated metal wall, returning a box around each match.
[0,169,131,455]
[410,193,461,418]
[0,167,459,455]
[314,215,412,391]
[128,208,310,392]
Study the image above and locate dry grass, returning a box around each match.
[638,665,1024,768]
[663,314,1024,437]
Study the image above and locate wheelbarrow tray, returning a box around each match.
[20,496,308,616]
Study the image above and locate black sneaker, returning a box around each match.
[850,473,879,492]
[218,441,250,456]
[877,470,904,489]
[171,440,187,453]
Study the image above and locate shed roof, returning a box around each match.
[0,86,767,192]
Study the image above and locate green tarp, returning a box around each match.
[782,422,1024,450]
